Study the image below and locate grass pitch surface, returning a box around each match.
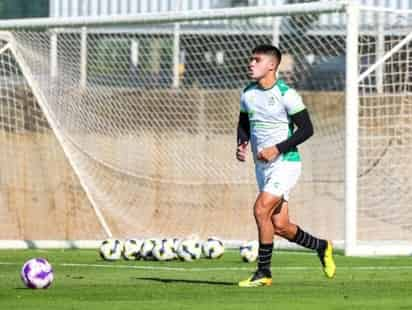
[0,249,411,310]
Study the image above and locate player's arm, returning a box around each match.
[237,112,250,145]
[257,109,313,162]
[276,108,314,153]
[236,112,250,162]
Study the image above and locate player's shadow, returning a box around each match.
[136,277,235,286]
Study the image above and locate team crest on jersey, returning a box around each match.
[267,94,277,106]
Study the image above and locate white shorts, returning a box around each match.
[255,160,301,200]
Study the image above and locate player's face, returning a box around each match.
[248,53,277,81]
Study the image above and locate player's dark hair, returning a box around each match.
[252,44,282,63]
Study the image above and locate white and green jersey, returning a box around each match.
[239,79,305,162]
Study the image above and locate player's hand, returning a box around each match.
[257,146,279,163]
[236,142,248,162]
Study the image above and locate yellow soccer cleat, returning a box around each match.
[318,241,336,279]
[238,270,272,288]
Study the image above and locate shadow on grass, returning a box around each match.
[136,277,235,286]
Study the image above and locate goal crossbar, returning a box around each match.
[0,2,346,30]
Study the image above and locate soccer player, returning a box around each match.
[236,44,336,288]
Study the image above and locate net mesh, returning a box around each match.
[0,7,410,245]
[0,41,98,239]
[358,9,412,242]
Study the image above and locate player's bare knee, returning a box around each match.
[253,202,270,221]
[273,220,290,237]
[254,193,282,227]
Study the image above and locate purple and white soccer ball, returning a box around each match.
[20,258,54,289]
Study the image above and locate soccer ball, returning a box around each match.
[140,239,158,261]
[153,238,175,261]
[202,237,224,259]
[171,238,181,259]
[177,239,202,261]
[21,258,54,289]
[100,239,123,261]
[239,240,259,263]
[122,239,143,260]
[172,238,180,251]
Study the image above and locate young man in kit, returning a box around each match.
[236,44,336,287]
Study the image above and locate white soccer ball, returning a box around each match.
[153,238,175,261]
[99,239,123,261]
[21,258,54,289]
[202,237,225,259]
[140,239,158,261]
[239,240,259,263]
[177,239,202,262]
[122,239,143,260]
[172,238,181,259]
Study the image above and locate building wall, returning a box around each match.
[50,0,219,17]
[49,0,412,18]
[49,0,412,31]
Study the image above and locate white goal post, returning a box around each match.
[0,1,411,255]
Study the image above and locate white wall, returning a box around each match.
[50,0,215,17]
[50,0,412,16]
[49,0,412,27]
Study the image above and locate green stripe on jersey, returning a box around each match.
[250,120,280,129]
[281,117,302,162]
[282,150,301,162]
[276,79,290,96]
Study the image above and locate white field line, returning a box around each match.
[1,261,412,271]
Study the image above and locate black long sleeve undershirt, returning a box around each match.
[276,109,314,153]
[237,112,250,145]
[236,109,313,153]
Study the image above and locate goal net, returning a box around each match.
[0,1,411,255]
[354,6,412,255]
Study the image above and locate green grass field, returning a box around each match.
[0,249,411,310]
